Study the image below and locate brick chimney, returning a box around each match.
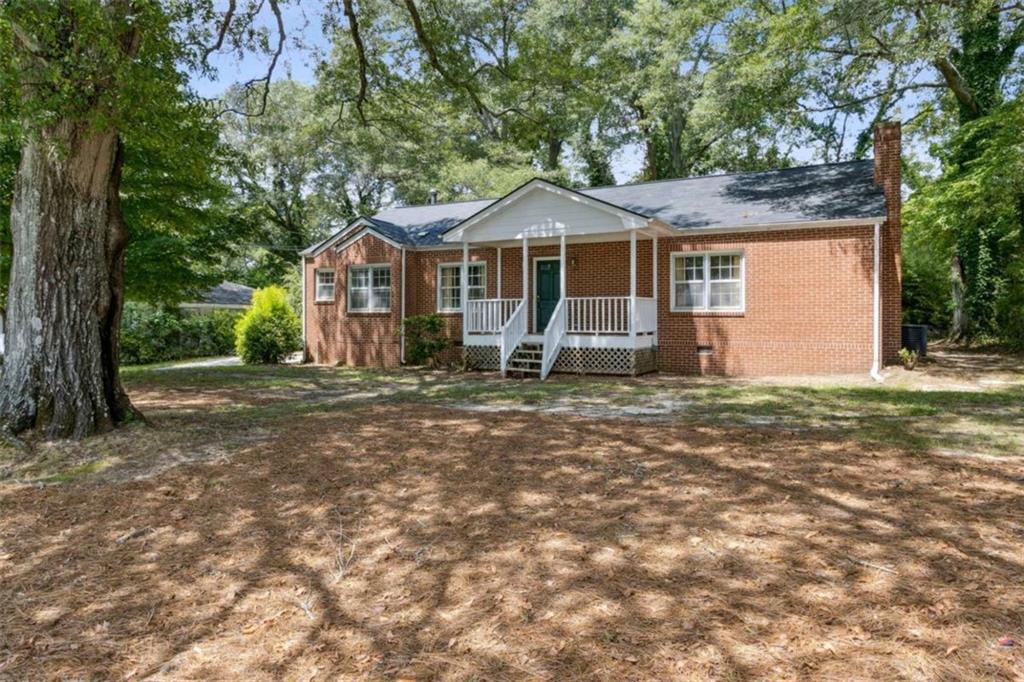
[873,120,902,363]
[873,121,901,227]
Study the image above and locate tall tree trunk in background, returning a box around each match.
[938,7,1022,341]
[949,254,969,343]
[0,122,139,439]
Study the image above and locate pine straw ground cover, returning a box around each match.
[1,358,1023,679]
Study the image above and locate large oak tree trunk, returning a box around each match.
[0,121,139,440]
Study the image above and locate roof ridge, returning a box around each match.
[581,159,874,192]
[374,159,876,214]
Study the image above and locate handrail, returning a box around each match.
[540,298,566,380]
[499,299,527,376]
[466,298,520,334]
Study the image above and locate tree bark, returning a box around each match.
[949,254,969,343]
[0,121,140,439]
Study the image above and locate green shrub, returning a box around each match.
[121,302,240,365]
[400,313,451,366]
[234,286,302,364]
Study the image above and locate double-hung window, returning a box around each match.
[671,252,744,312]
[348,264,391,312]
[437,262,486,312]
[315,269,336,302]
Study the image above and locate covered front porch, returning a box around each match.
[443,179,672,378]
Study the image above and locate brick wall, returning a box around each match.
[305,228,887,374]
[304,233,403,367]
[655,227,875,375]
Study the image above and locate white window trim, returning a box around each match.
[314,268,336,302]
[436,261,487,313]
[348,263,392,313]
[670,250,745,313]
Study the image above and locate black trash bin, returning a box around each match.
[901,324,928,357]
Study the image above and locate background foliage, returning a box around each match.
[1,0,1022,350]
[121,303,240,366]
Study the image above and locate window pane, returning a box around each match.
[350,289,368,310]
[444,286,460,309]
[682,281,705,308]
[468,263,484,287]
[710,254,740,280]
[709,281,741,308]
[372,267,390,288]
[373,287,390,310]
[350,269,369,288]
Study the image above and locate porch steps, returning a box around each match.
[506,343,543,376]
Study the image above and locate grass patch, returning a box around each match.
[119,363,1024,459]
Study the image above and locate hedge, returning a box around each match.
[121,302,241,365]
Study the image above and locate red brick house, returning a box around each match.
[302,123,902,378]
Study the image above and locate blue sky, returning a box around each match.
[192,2,920,185]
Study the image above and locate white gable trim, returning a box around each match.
[443,179,650,243]
[302,217,397,257]
[335,226,403,252]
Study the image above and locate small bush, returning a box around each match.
[121,302,240,365]
[400,313,451,366]
[235,286,302,364]
[898,347,919,370]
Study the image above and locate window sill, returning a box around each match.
[347,310,392,315]
[314,299,335,305]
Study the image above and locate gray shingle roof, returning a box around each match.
[196,281,254,307]
[309,160,885,252]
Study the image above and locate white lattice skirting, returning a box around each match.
[463,345,500,370]
[463,345,658,376]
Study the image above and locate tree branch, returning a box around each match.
[342,0,371,124]
[933,56,980,118]
[797,81,945,113]
[201,0,237,63]
[215,0,286,119]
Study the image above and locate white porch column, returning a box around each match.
[462,241,469,338]
[629,230,637,339]
[652,237,658,300]
[559,235,566,300]
[496,247,502,298]
[521,236,529,306]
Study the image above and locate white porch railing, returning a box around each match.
[540,298,566,380]
[634,297,657,334]
[499,300,527,376]
[567,296,657,335]
[467,298,521,334]
[567,296,629,334]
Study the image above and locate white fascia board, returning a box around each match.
[304,218,384,257]
[334,226,404,252]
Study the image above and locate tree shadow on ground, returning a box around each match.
[1,400,1022,680]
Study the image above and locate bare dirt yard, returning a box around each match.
[1,349,1022,680]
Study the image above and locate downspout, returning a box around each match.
[870,222,884,382]
[400,246,407,364]
[300,256,307,363]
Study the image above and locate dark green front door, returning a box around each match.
[536,260,561,331]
